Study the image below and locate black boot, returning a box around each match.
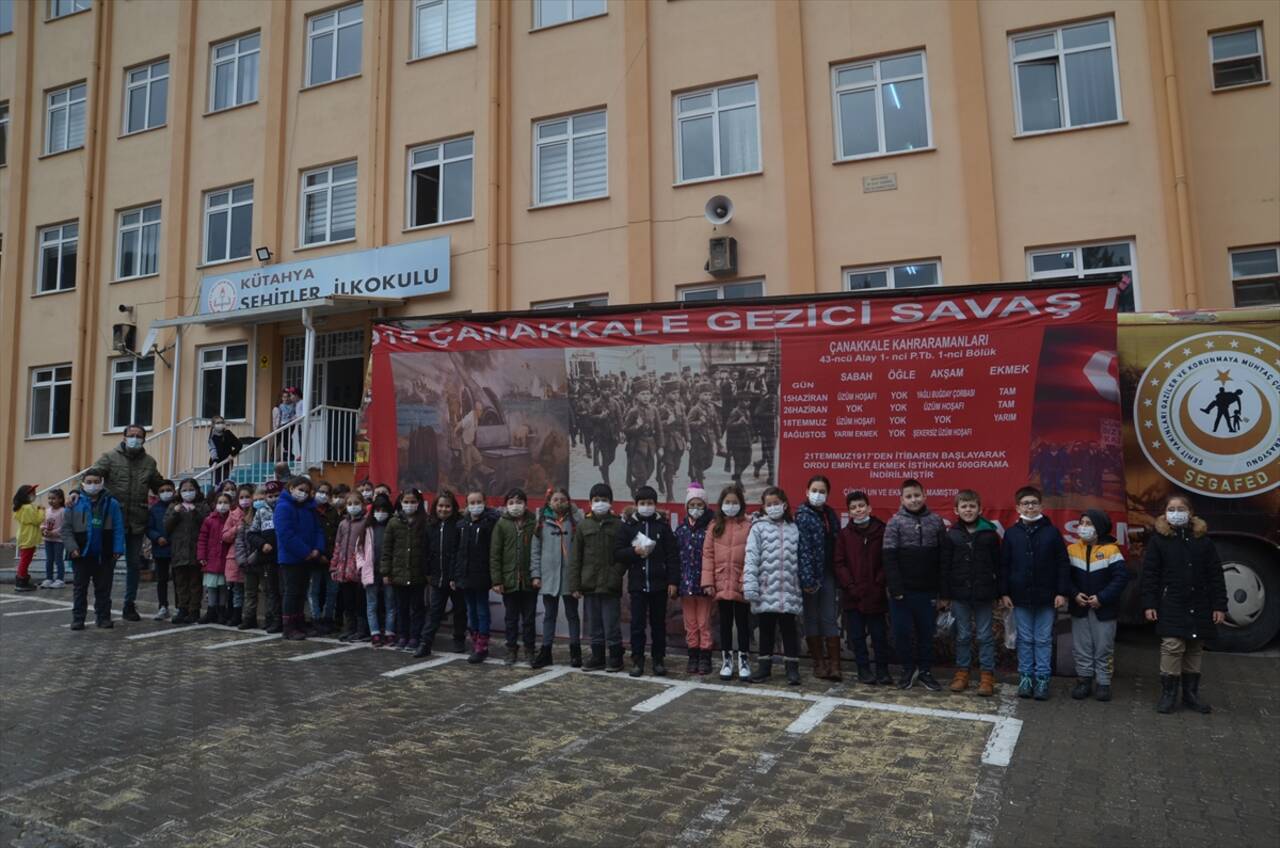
[238,615,258,631]
[1156,673,1179,714]
[414,640,433,659]
[875,664,894,686]
[605,647,625,673]
[856,664,875,685]
[629,656,646,677]
[584,646,605,670]
[198,606,216,624]
[698,650,712,676]
[504,646,519,666]
[122,602,141,622]
[531,645,553,669]
[265,617,283,634]
[569,643,583,668]
[785,660,801,686]
[750,658,773,682]
[687,649,699,675]
[652,656,667,677]
[228,607,242,628]
[1071,677,1094,700]
[1181,673,1212,714]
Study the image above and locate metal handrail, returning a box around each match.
[34,417,194,497]
[190,414,307,485]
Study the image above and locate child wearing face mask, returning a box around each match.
[41,488,68,589]
[364,495,394,645]
[531,487,584,669]
[1141,495,1225,715]
[796,475,843,682]
[883,478,948,693]
[331,492,372,642]
[220,485,254,628]
[207,415,242,487]
[165,478,209,625]
[197,493,235,624]
[416,490,466,657]
[570,483,625,672]
[938,490,1003,696]
[615,485,680,677]
[676,484,715,675]
[744,487,803,684]
[147,481,176,619]
[380,490,429,651]
[701,483,753,681]
[61,469,125,629]
[275,477,327,640]
[1066,509,1128,702]
[12,484,45,593]
[247,482,283,632]
[491,489,539,666]
[833,491,891,686]
[999,486,1070,701]
[357,479,376,512]
[455,490,498,661]
[308,482,342,635]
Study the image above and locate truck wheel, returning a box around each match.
[1209,539,1280,653]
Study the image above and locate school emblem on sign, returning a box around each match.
[207,279,238,313]
[1135,331,1280,498]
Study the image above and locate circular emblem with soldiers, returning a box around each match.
[1135,330,1280,498]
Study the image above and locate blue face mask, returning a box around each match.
[253,499,266,511]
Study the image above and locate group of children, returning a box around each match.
[13,471,1227,712]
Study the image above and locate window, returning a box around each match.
[1011,18,1121,134]
[1027,240,1138,312]
[122,59,168,134]
[408,136,473,227]
[199,344,249,420]
[116,204,160,280]
[679,279,764,302]
[533,111,607,205]
[675,81,760,183]
[306,3,362,87]
[532,295,608,310]
[48,0,90,19]
[832,52,931,160]
[0,102,8,167]
[301,161,357,245]
[210,32,260,111]
[844,260,941,290]
[1229,246,1280,306]
[110,355,154,429]
[45,83,86,154]
[36,222,77,293]
[204,183,253,264]
[29,365,71,437]
[533,0,605,29]
[1211,27,1267,89]
[1,0,12,36]
[413,0,475,58]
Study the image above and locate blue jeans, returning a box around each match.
[124,532,144,605]
[381,583,398,635]
[44,542,66,581]
[890,591,936,675]
[308,564,338,621]
[1014,605,1056,677]
[364,585,384,634]
[952,600,995,672]
[464,588,491,636]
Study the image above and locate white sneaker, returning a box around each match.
[719,651,734,681]
[153,606,169,621]
[737,652,752,680]
[50,579,65,588]
[39,579,54,589]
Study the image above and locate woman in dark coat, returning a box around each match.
[1140,494,1227,714]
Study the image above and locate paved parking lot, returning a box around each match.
[1,579,1276,848]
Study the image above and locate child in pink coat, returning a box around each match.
[198,492,234,624]
[220,485,253,627]
[331,492,372,642]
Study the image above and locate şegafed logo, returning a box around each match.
[1135,330,1280,498]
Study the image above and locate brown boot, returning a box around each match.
[825,637,843,682]
[806,637,827,680]
[977,671,996,697]
[949,669,971,692]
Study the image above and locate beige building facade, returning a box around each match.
[1,0,1278,534]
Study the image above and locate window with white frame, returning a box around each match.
[204,183,253,264]
[679,279,764,303]
[0,102,8,167]
[1027,240,1138,312]
[413,0,475,58]
[1229,245,1280,307]
[408,136,473,227]
[36,222,77,293]
[534,111,607,205]
[675,81,760,183]
[45,82,86,154]
[122,59,168,134]
[1210,27,1267,90]
[832,52,931,160]
[198,344,249,420]
[29,364,72,437]
[534,0,605,29]
[116,203,160,280]
[210,32,260,111]
[531,295,608,310]
[110,355,154,429]
[306,2,362,87]
[1011,18,1121,134]
[844,260,941,290]
[301,161,357,246]
[48,0,90,20]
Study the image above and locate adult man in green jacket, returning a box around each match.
[569,483,625,672]
[95,423,164,621]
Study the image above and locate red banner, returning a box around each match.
[366,283,1123,532]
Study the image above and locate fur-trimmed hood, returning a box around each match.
[1154,515,1208,538]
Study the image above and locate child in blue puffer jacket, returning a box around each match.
[146,480,176,620]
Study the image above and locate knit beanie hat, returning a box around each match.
[685,483,706,504]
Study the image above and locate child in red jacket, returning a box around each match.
[833,490,891,686]
[198,492,234,624]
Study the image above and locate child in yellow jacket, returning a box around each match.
[12,484,46,592]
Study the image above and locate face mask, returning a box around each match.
[292,489,309,503]
[213,424,225,433]
[591,500,610,515]
[1166,509,1189,526]
[553,501,570,514]
[347,505,364,517]
[637,505,656,518]
[807,491,827,507]
[83,483,103,496]
[722,503,741,517]
[315,492,329,505]
[468,504,485,517]
[181,490,197,502]
[124,436,143,450]
[687,507,705,520]
[253,499,266,511]
[361,490,373,502]
[1078,526,1097,542]
[373,511,389,523]
[239,498,252,509]
[216,503,231,514]
[159,491,174,503]
[852,514,871,525]
[765,504,785,520]
[402,502,419,514]
[507,504,525,518]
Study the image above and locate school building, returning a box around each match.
[1,0,1278,535]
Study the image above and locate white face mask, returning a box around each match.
[852,514,871,525]
[687,507,705,521]
[1166,509,1189,526]
[314,492,329,505]
[402,502,419,514]
[159,491,174,503]
[216,503,231,514]
[507,503,525,518]
[637,505,656,518]
[373,511,389,523]
[765,504,785,520]
[292,489,309,503]
[83,483,103,496]
[361,490,374,501]
[347,504,364,517]
[807,491,827,507]
[181,490,197,502]
[213,424,226,433]
[124,436,143,450]
[239,498,252,509]
[721,502,741,517]
[591,500,611,515]
[468,504,486,517]
[1078,525,1097,542]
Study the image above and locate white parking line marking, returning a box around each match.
[632,682,695,713]
[381,655,462,677]
[981,716,1023,767]
[785,698,840,734]
[4,595,74,607]
[287,644,366,662]
[6,606,75,616]
[500,666,575,693]
[203,634,283,650]
[125,624,222,640]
